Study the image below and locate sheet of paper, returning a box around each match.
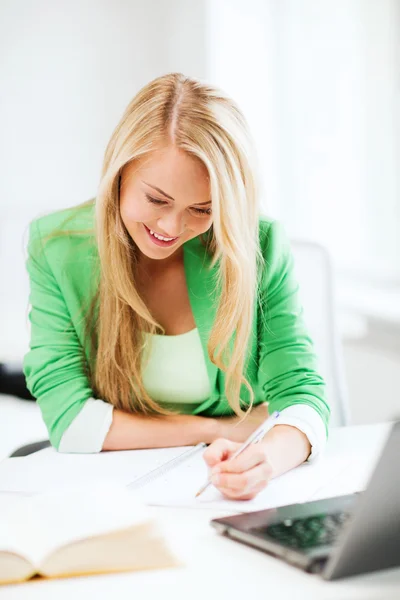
[0,446,193,494]
[133,449,357,512]
[305,422,390,502]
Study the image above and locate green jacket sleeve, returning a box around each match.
[258,221,330,434]
[23,220,94,449]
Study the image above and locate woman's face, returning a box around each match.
[119,145,212,262]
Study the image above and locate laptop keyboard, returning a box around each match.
[253,511,351,550]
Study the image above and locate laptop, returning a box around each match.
[211,420,400,580]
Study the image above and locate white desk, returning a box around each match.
[1,423,400,600]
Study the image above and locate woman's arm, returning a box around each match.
[260,424,311,477]
[103,409,219,450]
[202,221,330,500]
[24,219,96,449]
[102,402,271,451]
[257,220,330,458]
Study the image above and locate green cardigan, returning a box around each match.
[23,203,330,449]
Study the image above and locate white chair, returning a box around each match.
[290,239,351,428]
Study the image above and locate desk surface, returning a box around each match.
[2,423,400,600]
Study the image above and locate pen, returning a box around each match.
[195,410,280,498]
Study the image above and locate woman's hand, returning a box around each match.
[203,424,311,500]
[203,438,273,500]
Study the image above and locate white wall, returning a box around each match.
[206,0,281,217]
[0,0,207,361]
[207,0,400,283]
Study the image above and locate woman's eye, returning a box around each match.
[192,207,212,216]
[145,193,211,216]
[145,194,166,206]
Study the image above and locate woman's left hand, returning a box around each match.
[203,438,273,500]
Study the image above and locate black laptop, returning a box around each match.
[211,420,400,580]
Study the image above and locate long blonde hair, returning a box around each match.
[93,72,262,416]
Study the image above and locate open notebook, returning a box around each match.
[0,483,180,586]
[128,443,360,512]
[0,434,384,513]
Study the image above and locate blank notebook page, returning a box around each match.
[0,446,192,494]
[131,448,356,513]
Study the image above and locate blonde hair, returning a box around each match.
[93,72,262,416]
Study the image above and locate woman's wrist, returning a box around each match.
[260,424,311,479]
[204,416,223,444]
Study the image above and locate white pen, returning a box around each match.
[195,410,281,498]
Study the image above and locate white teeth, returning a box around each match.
[149,229,176,242]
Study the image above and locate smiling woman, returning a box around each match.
[23,73,329,501]
[119,147,213,256]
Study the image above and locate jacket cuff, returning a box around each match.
[58,398,114,453]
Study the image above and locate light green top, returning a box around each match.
[142,328,211,414]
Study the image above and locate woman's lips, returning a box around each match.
[143,224,179,247]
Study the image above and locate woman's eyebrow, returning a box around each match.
[142,180,211,205]
[143,181,175,200]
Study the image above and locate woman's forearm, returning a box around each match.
[260,424,312,478]
[102,408,220,451]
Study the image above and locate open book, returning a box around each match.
[0,483,180,586]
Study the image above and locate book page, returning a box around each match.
[133,449,357,512]
[40,522,180,579]
[0,446,193,494]
[0,484,154,568]
[0,501,29,557]
[0,551,35,584]
[0,497,43,566]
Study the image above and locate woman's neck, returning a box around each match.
[137,247,184,277]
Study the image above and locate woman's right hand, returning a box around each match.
[216,402,270,443]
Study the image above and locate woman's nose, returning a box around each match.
[158,212,186,237]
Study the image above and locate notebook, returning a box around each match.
[128,443,361,512]
[0,445,190,494]
[0,483,180,586]
[0,429,387,513]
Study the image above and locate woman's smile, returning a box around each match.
[143,224,180,248]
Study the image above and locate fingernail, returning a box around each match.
[211,474,220,485]
[212,466,220,475]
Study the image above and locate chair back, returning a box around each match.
[291,239,351,427]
